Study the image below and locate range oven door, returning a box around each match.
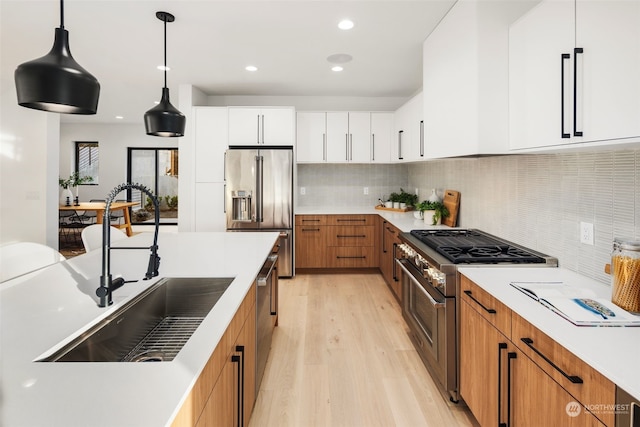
[397,258,455,395]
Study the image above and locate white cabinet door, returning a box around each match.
[194,107,228,183]
[261,108,295,145]
[575,0,640,142]
[393,92,422,162]
[326,112,349,162]
[509,0,575,150]
[296,112,326,162]
[194,182,226,231]
[348,112,371,163]
[370,112,393,163]
[228,107,294,146]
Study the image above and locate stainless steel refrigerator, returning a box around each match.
[225,147,293,277]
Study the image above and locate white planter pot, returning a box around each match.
[393,202,400,209]
[399,203,407,210]
[59,188,73,206]
[423,210,441,225]
[385,201,393,208]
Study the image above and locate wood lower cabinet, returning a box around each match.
[379,218,402,300]
[295,214,377,269]
[460,276,613,427]
[172,285,257,427]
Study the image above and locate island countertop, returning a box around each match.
[458,266,640,402]
[0,231,279,427]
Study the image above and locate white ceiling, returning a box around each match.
[1,0,456,124]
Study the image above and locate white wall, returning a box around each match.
[0,76,60,248]
[59,123,178,202]
[205,95,408,112]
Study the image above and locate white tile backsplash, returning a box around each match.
[297,148,640,285]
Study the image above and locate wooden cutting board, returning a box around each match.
[442,190,460,227]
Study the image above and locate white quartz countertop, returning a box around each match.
[458,267,640,401]
[295,205,450,232]
[0,231,279,427]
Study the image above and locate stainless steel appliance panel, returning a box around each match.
[617,387,640,427]
[256,254,278,394]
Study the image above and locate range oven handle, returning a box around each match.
[397,259,445,308]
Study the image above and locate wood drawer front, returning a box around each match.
[327,226,374,247]
[328,215,375,226]
[295,215,328,226]
[512,313,615,427]
[326,246,376,268]
[460,275,511,337]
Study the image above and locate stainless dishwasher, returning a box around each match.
[256,253,278,394]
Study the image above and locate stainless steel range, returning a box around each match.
[395,229,558,403]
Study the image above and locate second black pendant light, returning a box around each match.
[144,11,186,137]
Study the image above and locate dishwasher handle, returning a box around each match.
[257,254,278,286]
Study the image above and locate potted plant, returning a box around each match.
[388,192,402,209]
[58,172,93,205]
[417,200,449,225]
[399,188,418,209]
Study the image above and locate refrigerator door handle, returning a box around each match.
[256,155,264,222]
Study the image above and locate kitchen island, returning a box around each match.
[0,231,279,427]
[458,266,640,405]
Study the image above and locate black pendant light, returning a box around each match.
[14,0,100,115]
[144,11,186,137]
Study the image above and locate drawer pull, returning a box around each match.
[520,338,583,384]
[337,256,366,259]
[463,290,497,314]
[302,219,320,222]
[302,228,320,232]
[337,234,366,238]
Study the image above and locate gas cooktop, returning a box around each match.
[409,229,547,264]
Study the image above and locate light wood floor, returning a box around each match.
[249,273,479,427]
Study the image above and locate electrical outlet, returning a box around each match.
[580,222,594,245]
[364,187,369,195]
[300,187,306,195]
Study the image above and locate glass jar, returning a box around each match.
[611,238,640,313]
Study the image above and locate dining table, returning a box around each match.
[59,201,138,236]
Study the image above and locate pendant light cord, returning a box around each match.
[163,16,167,89]
[60,0,64,28]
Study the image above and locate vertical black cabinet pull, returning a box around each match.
[382,221,388,253]
[392,243,399,281]
[521,338,583,383]
[561,53,571,138]
[398,130,404,160]
[232,345,245,427]
[506,352,517,427]
[573,47,584,137]
[419,120,424,157]
[231,354,242,427]
[463,290,496,314]
[498,343,508,427]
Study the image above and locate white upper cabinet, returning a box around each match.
[509,0,640,150]
[423,0,528,158]
[393,92,423,162]
[370,112,393,163]
[194,107,228,183]
[228,107,295,146]
[296,112,326,162]
[297,111,392,163]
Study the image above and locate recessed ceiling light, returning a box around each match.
[327,53,353,64]
[338,19,354,30]
[157,65,170,71]
[245,65,258,72]
[115,115,124,120]
[331,66,343,72]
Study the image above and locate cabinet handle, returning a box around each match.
[419,120,424,157]
[382,221,387,253]
[497,343,508,427]
[349,134,353,161]
[236,345,245,427]
[337,234,366,238]
[520,338,583,383]
[261,114,265,144]
[232,353,242,427]
[573,47,584,137]
[257,115,261,144]
[561,53,571,138]
[372,134,375,162]
[345,134,349,161]
[506,351,517,427]
[392,243,398,281]
[323,133,326,161]
[301,228,320,232]
[463,290,497,314]
[398,130,404,160]
[302,219,320,222]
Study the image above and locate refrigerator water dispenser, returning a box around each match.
[231,190,252,221]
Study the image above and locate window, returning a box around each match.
[127,147,179,225]
[75,141,99,184]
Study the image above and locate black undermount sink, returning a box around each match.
[38,277,234,362]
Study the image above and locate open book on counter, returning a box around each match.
[510,281,640,327]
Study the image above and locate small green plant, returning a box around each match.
[398,188,418,207]
[59,172,93,189]
[388,192,401,203]
[164,195,178,210]
[145,196,155,211]
[416,200,449,225]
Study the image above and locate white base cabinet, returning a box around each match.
[509,0,640,150]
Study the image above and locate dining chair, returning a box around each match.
[81,224,128,252]
[59,210,86,245]
[109,199,127,225]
